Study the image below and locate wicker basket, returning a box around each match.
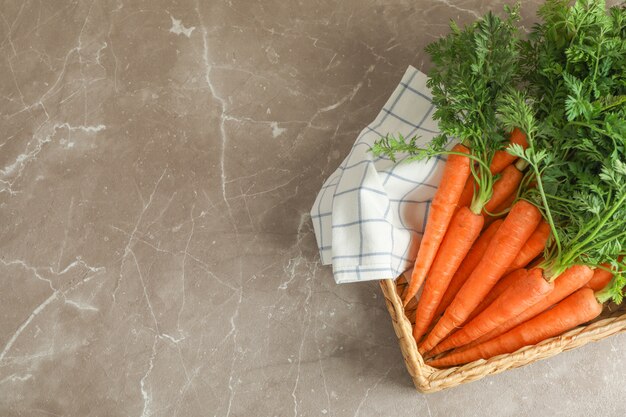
[380,274,626,393]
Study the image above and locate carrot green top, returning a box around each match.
[501,0,626,303]
[371,5,527,215]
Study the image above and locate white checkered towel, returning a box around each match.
[311,65,450,284]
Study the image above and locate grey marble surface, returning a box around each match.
[0,1,624,416]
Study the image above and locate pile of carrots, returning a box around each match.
[371,1,626,369]
[400,131,612,368]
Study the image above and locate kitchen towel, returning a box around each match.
[311,65,449,284]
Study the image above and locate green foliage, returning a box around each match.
[519,0,626,281]
[373,5,528,212]
[425,4,522,152]
[370,134,441,162]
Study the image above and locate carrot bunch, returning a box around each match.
[372,0,626,369]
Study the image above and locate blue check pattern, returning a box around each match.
[311,66,448,284]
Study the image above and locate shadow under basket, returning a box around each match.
[380,275,626,393]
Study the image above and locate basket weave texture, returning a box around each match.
[380,275,626,393]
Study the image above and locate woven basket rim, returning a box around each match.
[380,278,626,393]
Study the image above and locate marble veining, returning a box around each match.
[1,1,625,416]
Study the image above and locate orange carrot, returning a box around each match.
[505,221,551,274]
[412,207,484,343]
[427,268,553,356]
[427,287,603,367]
[402,144,471,306]
[431,220,504,323]
[482,192,516,230]
[586,267,613,291]
[494,192,517,213]
[458,265,593,350]
[489,128,528,174]
[464,268,528,324]
[419,200,541,354]
[456,177,477,211]
[493,190,517,213]
[456,129,528,209]
[482,165,523,214]
[585,258,621,291]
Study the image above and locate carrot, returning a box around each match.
[426,269,525,357]
[427,268,553,356]
[585,258,621,291]
[456,177,477,211]
[464,268,528,324]
[456,129,528,209]
[419,200,542,354]
[458,265,593,350]
[412,207,484,343]
[489,128,528,174]
[482,192,516,230]
[482,165,523,214]
[402,144,471,306]
[586,267,613,291]
[431,219,504,323]
[505,221,551,274]
[494,192,517,213]
[427,287,603,367]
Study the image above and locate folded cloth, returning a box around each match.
[311,65,450,284]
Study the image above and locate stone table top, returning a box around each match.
[1,1,624,416]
